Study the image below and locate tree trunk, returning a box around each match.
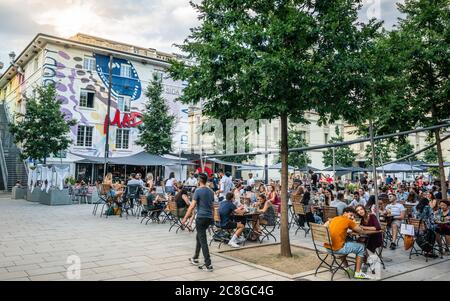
[280,113,292,257]
[434,129,447,199]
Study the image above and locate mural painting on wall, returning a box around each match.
[42,50,144,157]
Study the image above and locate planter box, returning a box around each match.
[29,188,42,203]
[12,187,27,199]
[39,188,72,206]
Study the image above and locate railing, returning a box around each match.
[0,136,9,191]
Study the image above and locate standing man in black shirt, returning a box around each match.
[182,173,215,271]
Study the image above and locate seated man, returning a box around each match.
[383,194,406,250]
[146,187,164,219]
[330,192,348,216]
[219,192,246,248]
[324,207,371,280]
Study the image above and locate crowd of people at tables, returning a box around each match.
[95,168,449,279]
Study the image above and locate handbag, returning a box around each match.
[404,235,414,250]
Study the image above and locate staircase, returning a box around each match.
[0,103,28,191]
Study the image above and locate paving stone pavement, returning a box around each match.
[0,195,448,281]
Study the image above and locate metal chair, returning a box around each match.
[121,184,141,218]
[408,218,442,262]
[259,205,277,243]
[292,202,311,237]
[208,207,232,248]
[310,223,353,281]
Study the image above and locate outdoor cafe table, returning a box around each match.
[232,212,261,246]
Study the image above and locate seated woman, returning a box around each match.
[252,194,276,238]
[175,188,194,230]
[355,205,383,256]
[219,192,246,248]
[103,173,124,201]
[435,200,450,254]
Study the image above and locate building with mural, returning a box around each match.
[0,33,191,185]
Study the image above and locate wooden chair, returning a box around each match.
[323,206,338,222]
[292,202,310,237]
[310,223,353,281]
[167,201,184,233]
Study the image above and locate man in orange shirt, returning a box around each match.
[324,207,370,279]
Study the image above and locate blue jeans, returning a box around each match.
[332,241,366,258]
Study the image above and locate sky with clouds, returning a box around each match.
[0,0,403,71]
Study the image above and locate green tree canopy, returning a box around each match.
[169,0,380,257]
[278,125,311,169]
[322,127,357,167]
[364,141,392,167]
[394,137,417,161]
[9,84,76,164]
[136,74,175,155]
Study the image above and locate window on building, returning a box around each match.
[324,133,329,144]
[77,126,94,147]
[80,89,95,108]
[116,129,130,149]
[120,64,132,78]
[83,56,96,71]
[117,96,131,112]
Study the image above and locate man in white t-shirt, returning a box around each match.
[247,173,255,188]
[385,194,406,250]
[185,173,198,187]
[218,171,233,201]
[349,191,366,208]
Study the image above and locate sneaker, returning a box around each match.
[198,264,214,272]
[354,271,371,280]
[237,236,247,244]
[189,258,200,266]
[228,240,240,248]
[389,242,396,250]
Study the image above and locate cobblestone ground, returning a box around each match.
[0,195,448,281]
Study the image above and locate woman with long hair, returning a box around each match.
[355,204,383,254]
[165,172,177,195]
[145,173,154,189]
[252,194,276,238]
[323,188,334,206]
[365,195,377,215]
[414,198,436,231]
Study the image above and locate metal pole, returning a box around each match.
[179,145,182,181]
[369,119,379,220]
[103,54,113,178]
[264,121,269,185]
[91,163,94,185]
[332,147,336,189]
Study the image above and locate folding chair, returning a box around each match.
[167,201,184,233]
[408,218,442,262]
[292,202,310,237]
[310,223,354,281]
[208,207,232,248]
[259,206,277,243]
[92,184,108,216]
[121,184,141,218]
[323,206,338,222]
[99,184,114,218]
